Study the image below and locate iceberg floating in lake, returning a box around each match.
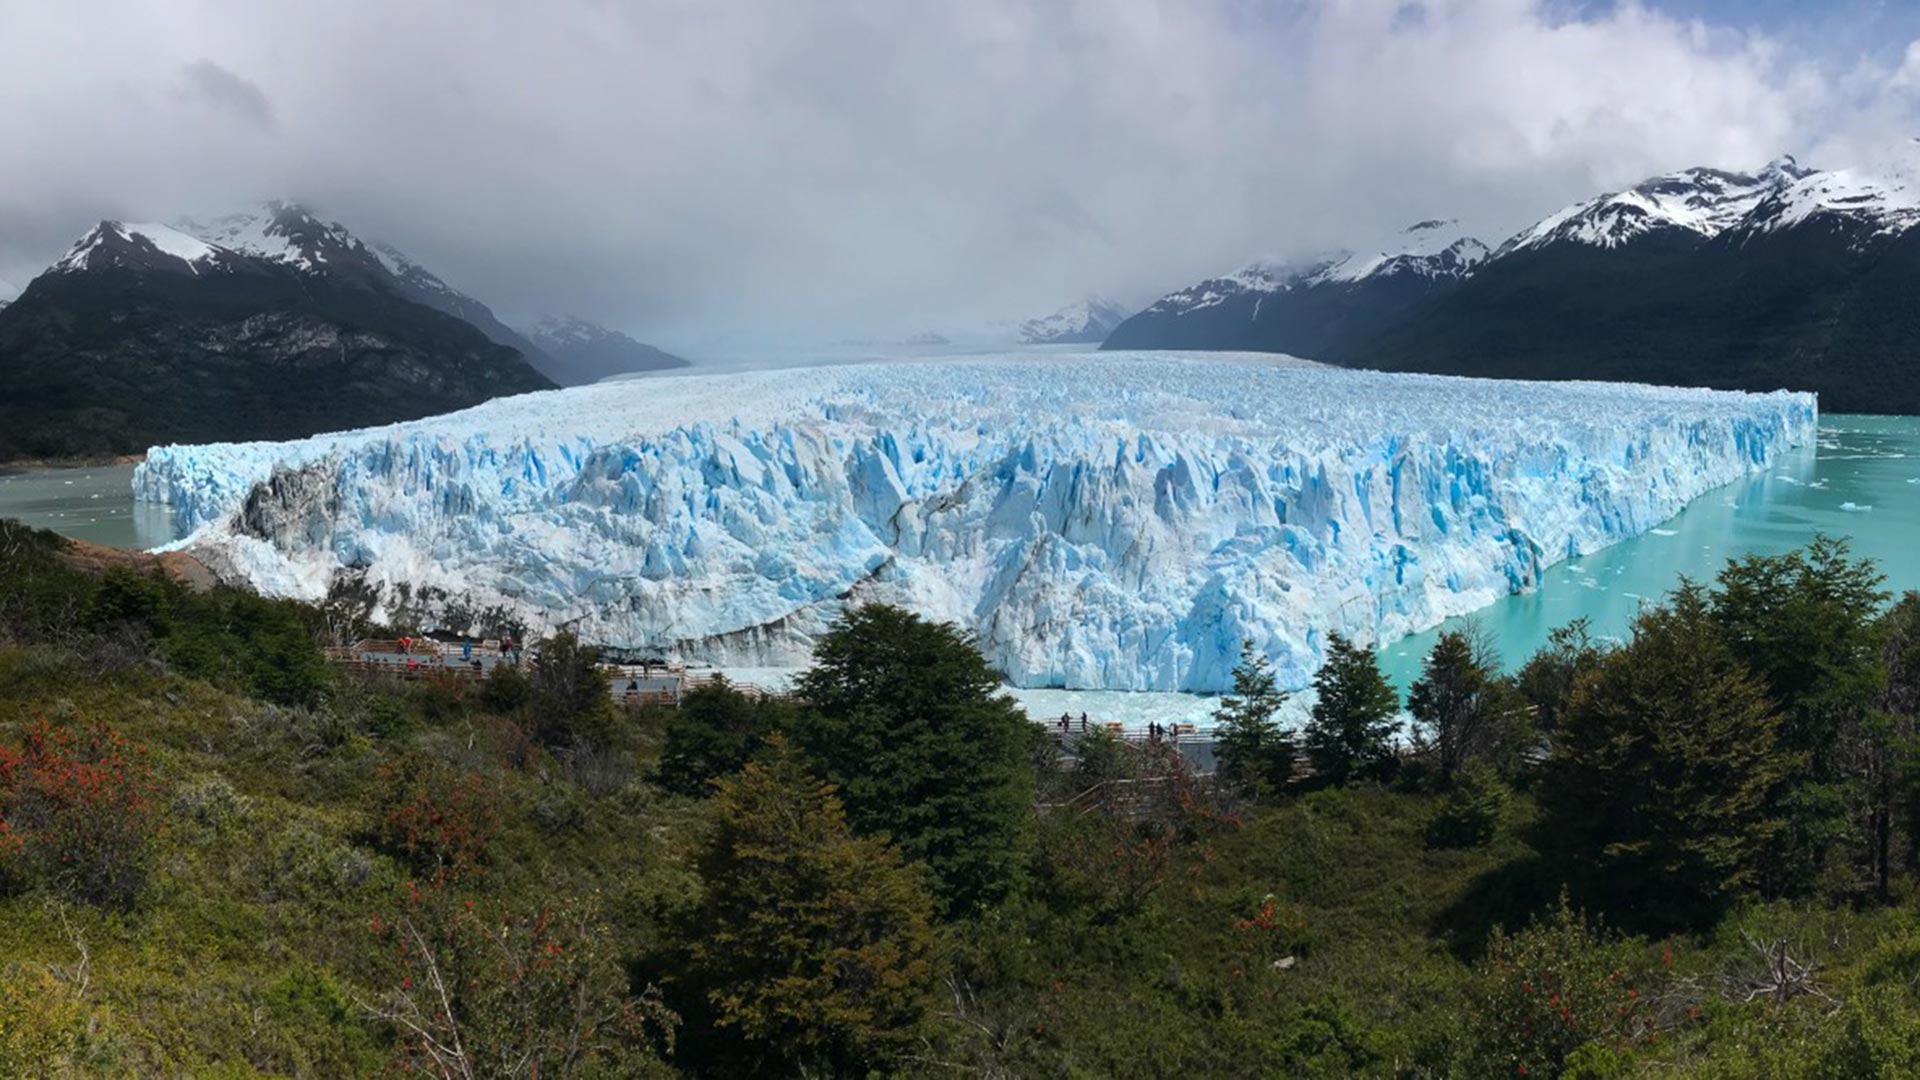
[135,351,1816,692]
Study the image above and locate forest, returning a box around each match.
[0,518,1917,1078]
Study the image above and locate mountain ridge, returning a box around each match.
[524,314,690,384]
[1105,147,1920,413]
[1102,219,1486,355]
[0,210,557,461]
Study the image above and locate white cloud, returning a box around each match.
[0,0,1914,350]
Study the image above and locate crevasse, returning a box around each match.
[134,352,1817,692]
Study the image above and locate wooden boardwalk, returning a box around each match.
[1040,721,1220,776]
[324,640,790,706]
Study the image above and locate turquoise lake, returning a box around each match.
[4,414,1917,709]
[1377,414,1920,692]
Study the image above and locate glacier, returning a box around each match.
[134,352,1816,693]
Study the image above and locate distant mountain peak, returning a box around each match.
[523,313,690,382]
[1501,158,1818,255]
[1307,221,1487,285]
[173,201,375,275]
[1496,149,1920,257]
[1018,295,1130,344]
[54,220,224,275]
[50,203,402,284]
[1732,155,1920,244]
[529,312,610,343]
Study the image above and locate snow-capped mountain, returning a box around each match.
[1730,151,1920,243]
[1498,157,1812,255]
[1350,146,1920,412]
[525,314,689,383]
[1125,255,1340,321]
[1495,147,1920,255]
[54,220,236,276]
[0,210,554,461]
[1102,221,1487,355]
[1019,296,1130,344]
[1101,147,1920,413]
[139,354,1812,692]
[1313,220,1489,283]
[175,203,373,275]
[167,203,603,384]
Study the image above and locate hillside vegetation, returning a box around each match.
[0,519,1918,1077]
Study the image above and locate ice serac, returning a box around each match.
[136,353,1816,692]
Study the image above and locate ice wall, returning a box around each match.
[136,352,1816,692]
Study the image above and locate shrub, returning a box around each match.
[1071,725,1133,787]
[1468,895,1655,1078]
[85,566,172,634]
[1233,892,1312,966]
[478,661,533,714]
[0,963,83,1076]
[1426,762,1510,848]
[159,588,333,707]
[368,884,674,1078]
[0,717,158,909]
[372,756,502,884]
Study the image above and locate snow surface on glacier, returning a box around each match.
[135,352,1816,693]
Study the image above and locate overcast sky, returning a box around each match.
[4,0,1920,353]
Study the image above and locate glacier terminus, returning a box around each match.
[134,352,1816,693]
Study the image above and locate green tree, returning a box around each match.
[85,566,172,634]
[1072,724,1133,788]
[1711,537,1888,895]
[1514,617,1606,743]
[794,604,1032,917]
[1870,592,1920,894]
[1546,583,1794,928]
[529,630,615,747]
[657,677,787,797]
[1408,627,1519,787]
[478,660,533,714]
[1302,632,1399,786]
[671,738,939,1075]
[1213,640,1295,798]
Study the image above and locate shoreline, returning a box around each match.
[0,452,145,477]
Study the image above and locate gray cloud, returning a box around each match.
[0,0,1917,355]
[178,59,275,131]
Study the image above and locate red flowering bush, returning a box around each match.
[0,718,158,909]
[372,756,501,885]
[1470,894,1657,1077]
